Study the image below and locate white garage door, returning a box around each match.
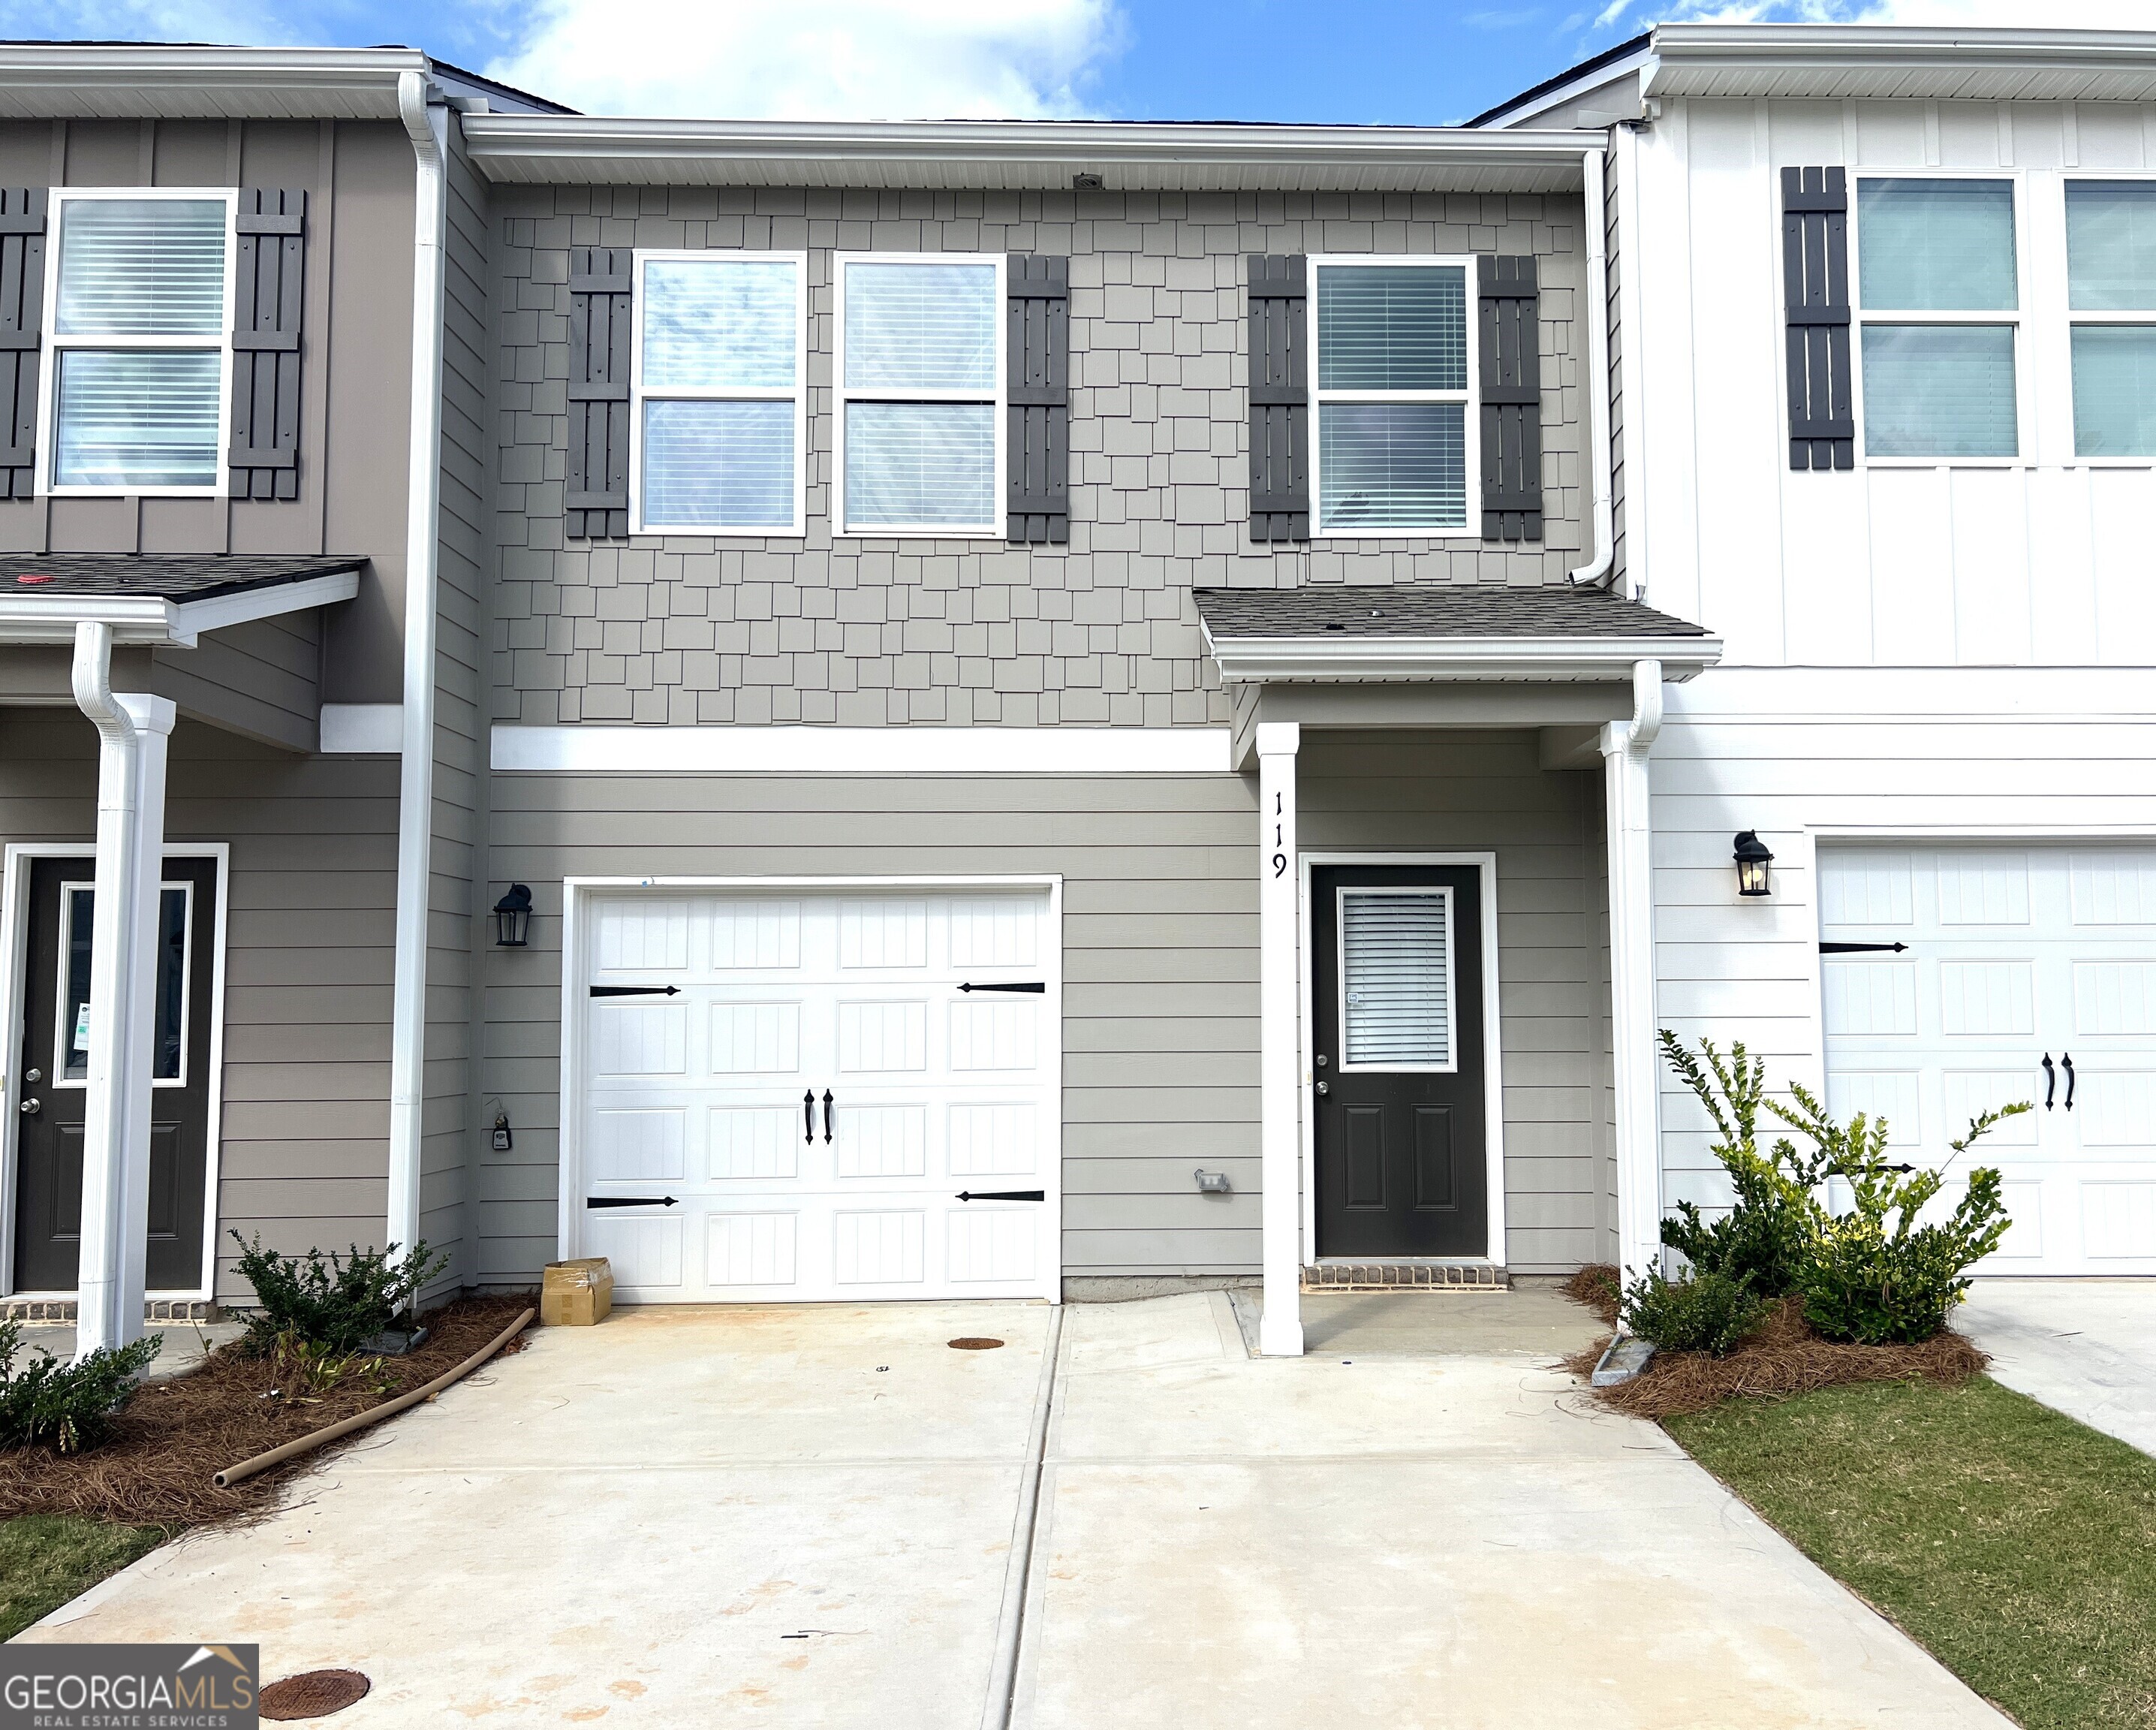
[574,888,1058,1302]
[1822,845,2156,1274]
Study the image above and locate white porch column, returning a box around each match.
[70,619,175,1353]
[1600,660,1664,1288]
[1256,720,1304,1357]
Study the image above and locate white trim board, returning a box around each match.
[1296,851,1508,1269]
[554,874,1065,1303]
[492,725,1234,775]
[0,842,230,1303]
[319,704,404,754]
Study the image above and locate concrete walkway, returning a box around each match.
[15,1321,247,1380]
[19,1295,2011,1728]
[1959,1279,2156,1456]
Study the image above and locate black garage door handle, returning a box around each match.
[956,1189,1045,1202]
[586,1195,679,1209]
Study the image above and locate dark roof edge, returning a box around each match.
[1470,31,1654,128]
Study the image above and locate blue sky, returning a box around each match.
[0,0,2139,125]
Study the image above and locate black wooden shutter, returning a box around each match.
[1782,167,1853,471]
[1478,255,1542,543]
[1007,254,1068,544]
[1247,255,1308,543]
[230,189,306,500]
[568,247,633,540]
[0,189,46,500]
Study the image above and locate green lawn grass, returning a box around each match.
[0,1515,165,1642]
[1667,1376,2156,1730]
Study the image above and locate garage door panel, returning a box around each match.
[711,1001,802,1074]
[579,887,1057,1301]
[595,899,690,972]
[1824,842,2156,1273]
[709,1105,799,1179]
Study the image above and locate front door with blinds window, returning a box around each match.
[11,855,218,1293]
[1310,863,1488,1259]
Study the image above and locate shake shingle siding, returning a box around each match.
[488,186,1591,728]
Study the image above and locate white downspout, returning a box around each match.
[70,622,142,1352]
[1601,659,1664,1291]
[1569,141,1617,591]
[387,69,447,1261]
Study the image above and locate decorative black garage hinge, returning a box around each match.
[958,981,1045,993]
[586,1195,679,1209]
[1818,942,1908,954]
[955,1190,1046,1202]
[589,985,682,997]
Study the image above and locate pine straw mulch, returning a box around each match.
[1556,1264,1989,1421]
[1,1293,537,1530]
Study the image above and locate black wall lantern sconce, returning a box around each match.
[493,883,533,948]
[1733,832,1775,899]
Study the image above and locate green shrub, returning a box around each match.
[1774,1090,2020,1345]
[0,1319,160,1454]
[1657,1032,1829,1297]
[1620,1267,1772,1357]
[229,1232,447,1357]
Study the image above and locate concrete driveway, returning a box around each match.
[1959,1279,2156,1456]
[20,1294,2010,1728]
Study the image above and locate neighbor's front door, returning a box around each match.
[1310,863,1488,1260]
[12,855,218,1293]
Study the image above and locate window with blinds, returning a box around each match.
[1311,260,1472,532]
[1854,179,2019,460]
[2066,182,2156,457]
[837,255,1002,534]
[46,194,230,492]
[1338,888,1456,1071]
[634,252,804,533]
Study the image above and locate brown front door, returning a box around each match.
[1310,863,1489,1260]
[12,854,218,1293]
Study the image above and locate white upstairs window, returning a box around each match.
[1853,177,2020,460]
[42,191,233,495]
[836,254,1003,537]
[2065,179,2156,460]
[1310,258,1474,534]
[632,251,805,535]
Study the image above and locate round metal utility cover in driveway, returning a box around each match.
[573,888,1060,1303]
[1820,844,2156,1274]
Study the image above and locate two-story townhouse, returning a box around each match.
[1483,26,2156,1280]
[0,47,568,1348]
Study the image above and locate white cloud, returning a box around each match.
[0,0,295,42]
[488,0,1121,121]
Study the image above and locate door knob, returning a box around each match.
[18,1098,38,1115]
[1314,1080,1329,1096]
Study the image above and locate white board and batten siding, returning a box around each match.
[564,883,1061,1304]
[1631,96,2156,664]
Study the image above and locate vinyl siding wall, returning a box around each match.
[0,710,399,1303]
[486,185,1591,728]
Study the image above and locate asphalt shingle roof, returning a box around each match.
[1191,583,1710,640]
[0,553,366,603]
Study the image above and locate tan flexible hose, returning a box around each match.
[213,1307,535,1490]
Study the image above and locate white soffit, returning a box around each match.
[461,117,1596,192]
[492,724,1234,774]
[1205,634,1724,684]
[0,47,426,119]
[0,568,360,648]
[1646,25,2156,104]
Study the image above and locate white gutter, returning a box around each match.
[387,71,448,1263]
[69,622,142,1352]
[1200,631,1721,686]
[1569,143,1617,592]
[0,568,361,646]
[0,44,426,120]
[1644,23,2156,102]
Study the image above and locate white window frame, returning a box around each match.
[1847,170,2030,469]
[36,186,237,500]
[1333,884,1459,1077]
[833,251,1006,540]
[2058,170,2156,469]
[1307,253,1480,539]
[628,249,807,538]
